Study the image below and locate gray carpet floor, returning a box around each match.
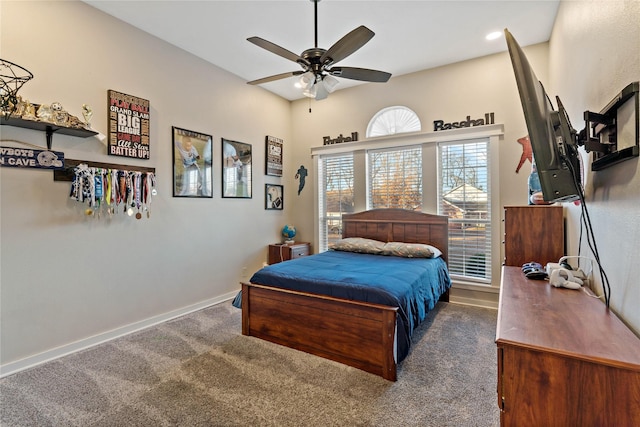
[0,301,499,426]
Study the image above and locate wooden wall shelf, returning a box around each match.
[53,159,156,182]
[1,116,98,149]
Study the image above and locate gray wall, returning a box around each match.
[0,1,292,371]
[550,0,640,332]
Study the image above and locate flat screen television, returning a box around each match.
[505,29,581,203]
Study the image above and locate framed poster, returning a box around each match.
[107,90,150,159]
[172,126,212,198]
[222,138,252,198]
[265,135,283,176]
[265,184,283,210]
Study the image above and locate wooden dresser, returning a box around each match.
[496,266,640,426]
[503,205,564,267]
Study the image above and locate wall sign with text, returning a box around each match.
[265,135,283,177]
[323,132,359,145]
[0,146,64,169]
[433,112,495,131]
[108,90,150,159]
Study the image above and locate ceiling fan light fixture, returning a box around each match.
[322,75,339,93]
[298,71,316,90]
[302,84,317,98]
[314,82,330,100]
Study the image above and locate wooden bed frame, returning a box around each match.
[241,209,449,381]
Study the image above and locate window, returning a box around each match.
[438,140,491,282]
[368,146,422,210]
[366,106,421,137]
[318,154,354,252]
[313,122,501,287]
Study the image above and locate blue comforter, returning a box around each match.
[247,250,451,362]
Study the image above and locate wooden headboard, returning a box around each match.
[342,209,449,263]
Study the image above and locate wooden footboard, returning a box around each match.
[242,282,398,381]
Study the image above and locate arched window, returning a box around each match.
[366,106,421,137]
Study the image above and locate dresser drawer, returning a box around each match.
[290,245,309,259]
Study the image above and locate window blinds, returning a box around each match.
[367,146,422,210]
[438,140,491,282]
[318,154,354,252]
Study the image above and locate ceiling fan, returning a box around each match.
[246,0,392,100]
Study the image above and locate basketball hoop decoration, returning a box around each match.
[0,59,34,118]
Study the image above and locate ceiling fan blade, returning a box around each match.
[247,71,304,85]
[247,36,310,67]
[328,67,392,83]
[320,26,375,66]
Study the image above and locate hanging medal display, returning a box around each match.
[94,168,103,218]
[111,169,118,215]
[126,172,134,217]
[70,164,156,220]
[105,169,112,215]
[134,172,141,219]
[144,171,156,218]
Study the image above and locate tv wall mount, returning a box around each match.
[579,81,639,171]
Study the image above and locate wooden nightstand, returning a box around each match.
[268,242,311,265]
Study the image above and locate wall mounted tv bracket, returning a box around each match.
[579,81,639,171]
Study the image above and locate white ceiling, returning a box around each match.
[84,0,560,101]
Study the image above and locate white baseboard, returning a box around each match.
[449,285,499,309]
[0,291,238,378]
